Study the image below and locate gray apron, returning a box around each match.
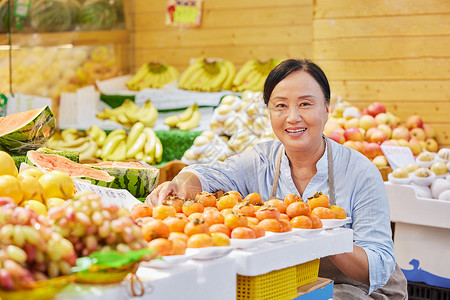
[270,138,408,299]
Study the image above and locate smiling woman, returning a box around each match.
[147,59,407,299]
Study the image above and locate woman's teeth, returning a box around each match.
[286,128,306,133]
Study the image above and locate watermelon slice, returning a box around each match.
[26,150,115,187]
[0,106,56,155]
[87,161,160,198]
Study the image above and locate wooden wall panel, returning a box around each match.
[132,0,313,71]
[314,0,450,148]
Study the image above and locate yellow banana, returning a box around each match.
[116,113,130,125]
[247,72,267,92]
[105,140,127,161]
[222,60,236,90]
[101,99,133,119]
[124,101,141,123]
[209,63,228,92]
[103,128,126,145]
[232,60,257,87]
[154,135,163,164]
[59,137,88,148]
[164,103,197,128]
[126,63,149,89]
[101,134,126,159]
[237,69,261,92]
[79,141,99,161]
[176,107,201,131]
[136,100,158,127]
[135,151,144,161]
[126,132,146,159]
[143,127,157,164]
[126,122,145,149]
[61,128,79,141]
[167,66,180,83]
[178,59,205,89]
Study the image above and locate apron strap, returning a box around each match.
[327,138,336,206]
[270,146,283,198]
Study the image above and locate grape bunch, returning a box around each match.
[48,191,148,257]
[0,199,77,291]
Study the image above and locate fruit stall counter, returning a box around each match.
[53,228,352,300]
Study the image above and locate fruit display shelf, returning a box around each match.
[52,228,353,299]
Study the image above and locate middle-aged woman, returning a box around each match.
[147,59,407,299]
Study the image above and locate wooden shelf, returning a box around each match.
[0,30,129,47]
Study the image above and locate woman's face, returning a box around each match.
[268,70,329,154]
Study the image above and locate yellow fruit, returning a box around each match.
[38,171,75,200]
[0,175,23,204]
[17,167,44,180]
[0,151,18,177]
[45,197,66,209]
[23,200,47,216]
[19,176,44,203]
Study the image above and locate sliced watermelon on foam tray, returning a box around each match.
[0,106,56,155]
[26,150,115,187]
[86,161,160,198]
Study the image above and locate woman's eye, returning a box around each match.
[300,102,311,107]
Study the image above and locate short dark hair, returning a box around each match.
[263,59,330,105]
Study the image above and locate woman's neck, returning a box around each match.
[285,137,326,170]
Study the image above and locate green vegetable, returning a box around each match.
[78,0,117,30]
[29,0,73,32]
[156,130,201,164]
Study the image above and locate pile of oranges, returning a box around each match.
[130,190,347,257]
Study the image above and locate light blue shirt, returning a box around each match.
[182,138,395,294]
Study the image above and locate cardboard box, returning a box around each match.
[294,277,334,300]
[385,183,450,288]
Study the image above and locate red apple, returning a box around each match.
[324,120,343,137]
[365,127,378,142]
[409,128,426,141]
[425,138,439,152]
[360,108,369,116]
[372,155,389,168]
[359,115,377,131]
[423,124,436,139]
[328,130,345,144]
[363,142,383,159]
[397,139,410,147]
[377,124,392,138]
[343,140,364,152]
[344,127,364,142]
[367,102,386,117]
[375,113,389,125]
[344,118,359,129]
[391,127,410,140]
[370,129,389,144]
[408,138,423,156]
[406,115,424,130]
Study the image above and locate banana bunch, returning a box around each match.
[99,122,163,164]
[232,58,283,92]
[126,62,179,91]
[46,128,99,162]
[164,103,201,131]
[96,99,159,128]
[178,57,236,92]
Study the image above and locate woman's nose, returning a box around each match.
[286,106,302,122]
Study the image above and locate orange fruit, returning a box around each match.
[224,212,248,230]
[202,209,224,226]
[311,207,335,219]
[168,232,189,244]
[284,193,302,206]
[255,205,280,221]
[152,204,177,220]
[286,201,311,218]
[266,199,287,214]
[225,190,242,202]
[163,216,188,233]
[232,201,256,217]
[148,238,173,256]
[249,225,265,238]
[209,223,231,237]
[243,193,262,205]
[309,214,323,229]
[130,203,153,220]
[231,227,256,239]
[195,191,217,207]
[307,192,329,210]
[141,220,170,241]
[187,233,213,248]
[182,200,204,216]
[184,218,209,237]
[171,238,187,255]
[0,175,23,204]
[258,219,283,233]
[211,232,231,246]
[290,215,313,229]
[329,205,347,219]
[216,194,238,211]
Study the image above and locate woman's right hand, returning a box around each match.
[145,181,180,206]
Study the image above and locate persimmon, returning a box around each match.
[182,200,204,216]
[224,212,248,230]
[184,218,209,237]
[175,213,189,221]
[148,238,173,256]
[187,233,214,248]
[284,193,303,206]
[231,227,256,239]
[171,238,187,255]
[311,207,335,219]
[152,204,177,220]
[130,203,153,219]
[266,198,287,214]
[188,212,204,222]
[290,215,313,229]
[329,205,347,219]
[286,201,311,218]
[168,232,189,244]
[211,232,231,246]
[204,207,219,212]
[216,194,238,211]
[255,205,280,221]
[247,217,259,226]
[195,191,217,207]
[249,225,265,238]
[135,216,154,226]
[225,190,242,202]
[232,201,256,217]
[163,216,187,233]
[203,209,224,226]
[164,196,184,213]
[209,223,231,237]
[307,192,329,210]
[258,219,284,233]
[309,214,323,229]
[279,213,290,222]
[243,193,262,205]
[279,219,292,232]
[219,208,234,217]
[141,220,170,241]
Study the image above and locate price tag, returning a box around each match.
[74,180,141,211]
[174,5,198,24]
[381,145,416,169]
[6,93,52,115]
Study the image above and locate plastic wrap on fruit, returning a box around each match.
[228,129,259,153]
[0,106,56,155]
